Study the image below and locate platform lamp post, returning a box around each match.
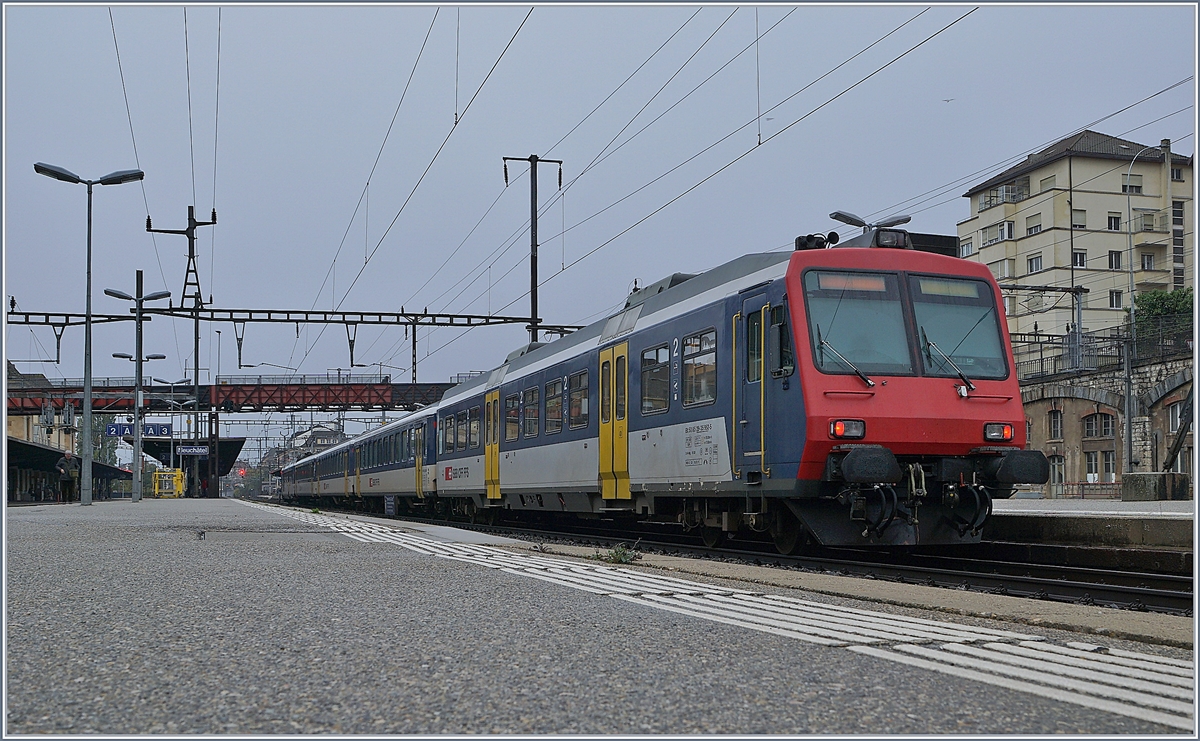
[1118,143,1159,475]
[154,377,190,471]
[35,162,144,506]
[107,270,170,502]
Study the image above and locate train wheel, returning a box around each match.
[701,526,725,549]
[771,508,803,555]
[465,499,478,524]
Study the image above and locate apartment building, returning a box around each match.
[957,131,1192,337]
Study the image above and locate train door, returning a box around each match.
[599,343,631,500]
[342,451,349,496]
[354,445,361,497]
[414,426,425,498]
[738,293,769,478]
[485,389,501,500]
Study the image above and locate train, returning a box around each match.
[281,217,1049,551]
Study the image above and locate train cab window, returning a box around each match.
[615,355,626,421]
[456,411,468,451]
[803,270,913,376]
[683,330,717,407]
[523,388,539,438]
[569,371,589,429]
[769,304,794,378]
[909,275,1008,380]
[505,394,520,441]
[641,345,670,415]
[545,379,564,434]
[469,406,481,448]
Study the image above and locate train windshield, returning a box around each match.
[909,275,1007,380]
[802,271,914,375]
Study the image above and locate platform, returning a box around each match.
[988,498,1194,549]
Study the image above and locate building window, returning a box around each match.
[1173,201,1184,226]
[1109,290,1123,309]
[1102,451,1117,483]
[1122,173,1143,194]
[640,344,670,415]
[1071,209,1086,229]
[1048,455,1065,496]
[504,394,520,442]
[981,221,1014,247]
[1169,400,1185,433]
[1135,210,1159,232]
[683,329,718,407]
[989,258,1016,279]
[1108,213,1122,231]
[1004,295,1017,315]
[1108,250,1122,270]
[568,370,589,429]
[1026,254,1042,274]
[977,176,1029,210]
[1072,250,1087,268]
[545,378,564,434]
[523,387,539,438]
[1039,175,1056,192]
[1048,409,1063,440]
[960,239,974,257]
[1084,413,1114,438]
[1025,213,1042,235]
[1142,253,1155,271]
[1171,168,1183,182]
[1085,451,1099,482]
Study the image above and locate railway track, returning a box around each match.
[269,498,1194,617]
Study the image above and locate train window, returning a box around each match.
[770,304,794,378]
[569,371,589,429]
[523,387,539,438]
[615,355,626,421]
[601,361,611,424]
[747,311,763,383]
[445,415,456,453]
[804,270,913,376]
[909,275,1008,380]
[485,401,493,445]
[546,379,564,434]
[469,406,481,448]
[683,330,717,407]
[641,345,670,415]
[456,411,468,451]
[505,394,520,441]
[401,429,409,462]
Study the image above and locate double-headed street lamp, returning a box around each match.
[35,162,144,506]
[107,269,170,502]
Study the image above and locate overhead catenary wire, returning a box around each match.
[415,9,974,365]
[290,7,535,373]
[209,7,222,307]
[108,8,184,377]
[183,7,197,208]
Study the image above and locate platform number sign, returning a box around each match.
[106,423,173,437]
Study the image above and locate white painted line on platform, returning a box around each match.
[238,499,1195,731]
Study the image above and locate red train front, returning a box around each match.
[782,225,1049,546]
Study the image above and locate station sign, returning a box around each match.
[176,445,209,456]
[105,423,173,437]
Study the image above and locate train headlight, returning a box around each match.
[984,423,1014,441]
[830,419,866,439]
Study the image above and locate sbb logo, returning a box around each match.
[444,467,453,481]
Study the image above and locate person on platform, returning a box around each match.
[55,451,79,502]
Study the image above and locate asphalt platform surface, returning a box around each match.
[5,498,1194,735]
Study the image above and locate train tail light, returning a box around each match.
[831,419,866,439]
[984,423,1014,442]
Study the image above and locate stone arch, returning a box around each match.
[1021,384,1124,411]
[1141,368,1193,412]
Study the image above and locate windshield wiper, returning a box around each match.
[921,327,975,392]
[817,325,875,388]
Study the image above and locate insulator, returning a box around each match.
[146,216,152,230]
[211,209,217,224]
[558,165,563,190]
[503,162,509,185]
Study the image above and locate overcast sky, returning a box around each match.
[4,2,1196,452]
